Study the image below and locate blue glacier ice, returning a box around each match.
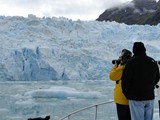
[0,15,160,81]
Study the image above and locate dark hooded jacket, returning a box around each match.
[121,42,160,100]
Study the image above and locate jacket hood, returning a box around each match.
[133,42,146,55]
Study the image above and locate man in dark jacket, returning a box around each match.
[121,42,160,120]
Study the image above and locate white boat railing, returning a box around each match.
[58,100,114,120]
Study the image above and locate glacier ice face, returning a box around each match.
[1,47,59,81]
[0,15,160,80]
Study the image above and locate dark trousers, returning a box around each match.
[116,104,131,120]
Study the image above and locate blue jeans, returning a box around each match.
[129,99,154,120]
[158,100,160,117]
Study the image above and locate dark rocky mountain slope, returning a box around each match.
[97,0,160,25]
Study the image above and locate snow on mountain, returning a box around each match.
[0,14,160,80]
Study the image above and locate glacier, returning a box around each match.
[1,15,160,81]
[0,15,160,120]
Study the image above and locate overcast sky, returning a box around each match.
[0,0,133,20]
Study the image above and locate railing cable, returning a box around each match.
[59,100,114,120]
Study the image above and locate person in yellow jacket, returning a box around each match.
[109,49,132,120]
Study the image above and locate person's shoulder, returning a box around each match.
[128,56,137,63]
[146,56,156,62]
[146,56,159,67]
[125,57,135,66]
[146,55,154,59]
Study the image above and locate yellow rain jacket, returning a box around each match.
[109,64,129,105]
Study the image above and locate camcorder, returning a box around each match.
[112,59,121,65]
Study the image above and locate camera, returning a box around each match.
[112,49,132,65]
[112,59,121,65]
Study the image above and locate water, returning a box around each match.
[0,80,158,120]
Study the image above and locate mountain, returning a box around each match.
[97,0,160,25]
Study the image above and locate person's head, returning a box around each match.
[133,42,146,55]
[120,49,132,64]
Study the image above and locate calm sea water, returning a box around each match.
[0,80,158,120]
